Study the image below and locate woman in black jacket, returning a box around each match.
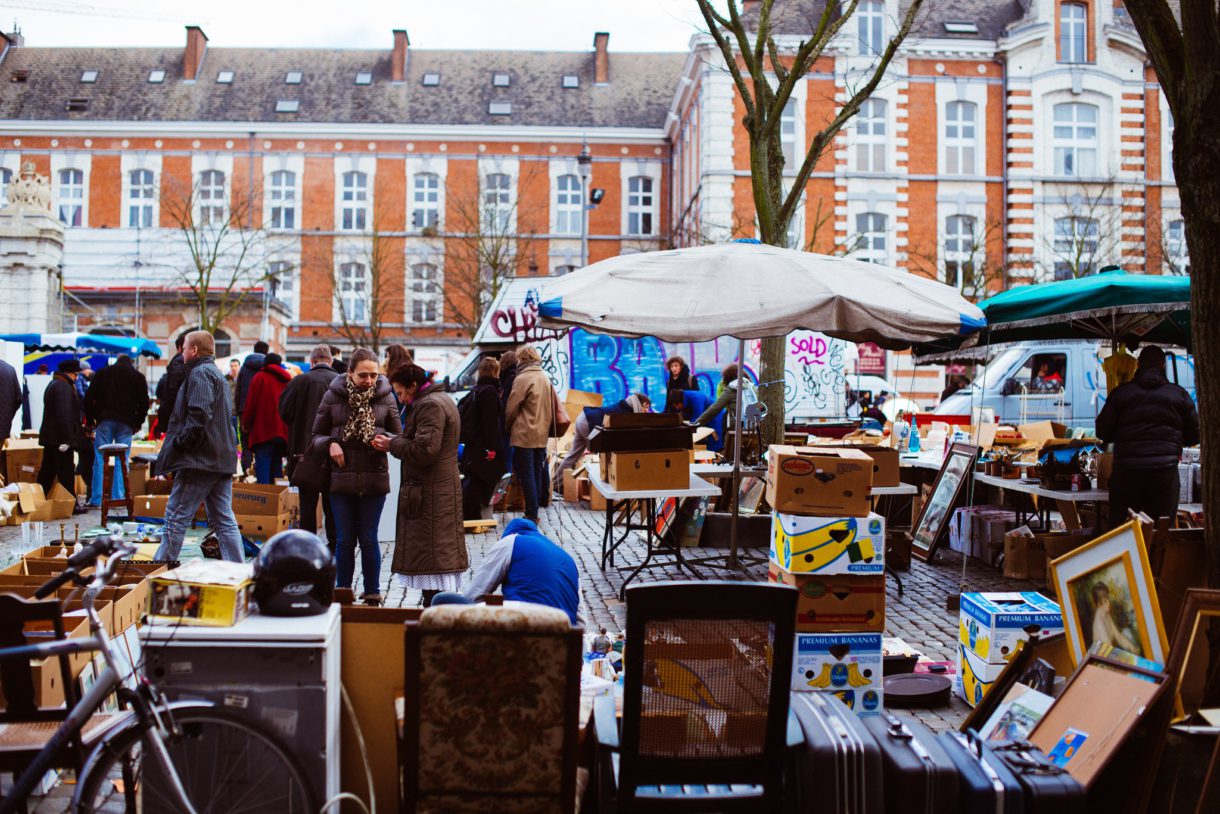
[664,356,694,413]
[460,357,506,520]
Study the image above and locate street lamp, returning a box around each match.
[577,143,592,269]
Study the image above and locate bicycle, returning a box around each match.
[0,536,317,813]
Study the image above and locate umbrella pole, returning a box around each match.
[728,337,746,570]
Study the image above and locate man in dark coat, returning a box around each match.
[1096,345,1200,525]
[154,331,243,562]
[155,335,186,438]
[37,359,85,499]
[235,340,268,473]
[84,355,149,506]
[0,357,22,439]
[278,345,339,542]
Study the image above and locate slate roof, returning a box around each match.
[0,44,686,129]
[742,0,1028,42]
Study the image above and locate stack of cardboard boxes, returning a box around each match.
[956,591,1063,707]
[765,445,887,716]
[589,413,694,492]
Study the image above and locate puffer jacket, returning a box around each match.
[241,363,292,447]
[311,374,402,495]
[1096,365,1199,470]
[505,361,555,448]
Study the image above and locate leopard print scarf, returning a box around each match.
[342,376,378,444]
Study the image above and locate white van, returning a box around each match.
[934,340,1195,432]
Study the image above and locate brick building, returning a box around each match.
[0,1,1185,388]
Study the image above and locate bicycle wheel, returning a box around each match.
[74,706,317,814]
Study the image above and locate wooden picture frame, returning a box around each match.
[1165,588,1220,721]
[1048,520,1170,668]
[911,443,978,562]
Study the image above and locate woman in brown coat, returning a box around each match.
[387,363,467,607]
[311,348,401,605]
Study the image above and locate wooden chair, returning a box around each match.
[401,601,584,814]
[0,594,115,812]
[593,581,800,813]
[99,443,134,526]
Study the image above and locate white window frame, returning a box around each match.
[126,168,155,229]
[1052,102,1099,177]
[857,0,884,55]
[855,98,887,173]
[409,262,443,324]
[57,168,85,227]
[482,172,513,233]
[1166,219,1189,274]
[197,169,227,226]
[1052,216,1099,279]
[781,98,799,168]
[555,174,582,235]
[267,259,299,319]
[335,260,369,323]
[411,172,441,231]
[268,169,297,230]
[944,214,977,290]
[944,101,978,176]
[854,212,888,265]
[0,166,10,205]
[1059,2,1087,64]
[627,176,655,236]
[339,170,369,231]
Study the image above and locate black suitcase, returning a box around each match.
[989,741,1084,814]
[938,730,1025,814]
[861,711,958,814]
[791,692,884,814]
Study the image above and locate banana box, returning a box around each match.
[771,512,885,575]
[960,591,1062,665]
[792,633,883,716]
[956,642,1008,708]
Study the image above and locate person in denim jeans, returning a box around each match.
[505,346,556,522]
[84,355,149,505]
[312,348,401,605]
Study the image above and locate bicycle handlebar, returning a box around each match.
[33,567,79,599]
[32,536,137,599]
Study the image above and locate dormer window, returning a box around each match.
[80,70,98,83]
[275,100,299,113]
[148,69,166,83]
[492,72,510,87]
[562,75,579,89]
[355,71,373,85]
[489,101,511,115]
[285,71,302,84]
[943,21,978,35]
[422,72,440,86]
[217,70,235,84]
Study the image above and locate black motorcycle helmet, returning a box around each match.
[253,530,335,616]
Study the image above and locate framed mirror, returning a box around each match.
[911,443,979,562]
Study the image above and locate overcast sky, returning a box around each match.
[2,0,708,51]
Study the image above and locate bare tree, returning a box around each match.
[693,0,926,444]
[326,225,403,356]
[1123,1,1220,587]
[908,217,1009,302]
[161,175,278,336]
[1038,178,1128,282]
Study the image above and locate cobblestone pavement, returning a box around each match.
[0,498,1044,748]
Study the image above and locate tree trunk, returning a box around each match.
[758,335,787,447]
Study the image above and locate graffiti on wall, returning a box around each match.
[489,295,564,345]
[783,330,848,417]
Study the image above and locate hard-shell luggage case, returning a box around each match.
[938,730,1025,814]
[791,692,884,814]
[990,741,1084,814]
[861,711,959,814]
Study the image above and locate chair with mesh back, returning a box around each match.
[593,581,799,812]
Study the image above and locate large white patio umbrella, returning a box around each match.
[537,241,985,568]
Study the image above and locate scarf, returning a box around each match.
[342,377,378,444]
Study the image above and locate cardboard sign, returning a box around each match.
[771,512,885,575]
[768,563,885,632]
[765,446,874,516]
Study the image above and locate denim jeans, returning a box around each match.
[331,492,386,595]
[155,471,244,562]
[252,439,286,484]
[513,447,548,521]
[90,420,133,506]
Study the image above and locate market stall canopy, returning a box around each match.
[914,269,1190,362]
[536,242,985,349]
[0,332,163,359]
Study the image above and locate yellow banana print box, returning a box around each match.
[956,642,1008,708]
[771,512,885,574]
[792,633,883,716]
[959,591,1063,665]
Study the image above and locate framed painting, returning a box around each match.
[1048,521,1170,668]
[1165,588,1220,721]
[911,443,979,562]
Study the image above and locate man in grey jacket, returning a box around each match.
[155,331,243,562]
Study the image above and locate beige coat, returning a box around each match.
[505,362,555,449]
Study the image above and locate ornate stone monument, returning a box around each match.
[0,162,64,331]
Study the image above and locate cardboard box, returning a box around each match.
[768,563,885,632]
[1003,530,1047,581]
[765,446,874,516]
[562,468,582,503]
[1043,532,1090,569]
[959,592,1063,665]
[128,461,150,496]
[46,482,75,520]
[235,512,292,541]
[148,560,254,627]
[771,512,885,575]
[813,442,901,488]
[132,493,207,521]
[231,483,293,516]
[1096,452,1113,490]
[886,530,912,571]
[600,450,689,491]
[3,438,43,484]
[956,642,1007,708]
[792,632,884,715]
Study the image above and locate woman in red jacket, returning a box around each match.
[241,352,292,483]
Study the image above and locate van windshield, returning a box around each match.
[970,348,1025,390]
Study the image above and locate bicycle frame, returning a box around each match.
[0,543,207,814]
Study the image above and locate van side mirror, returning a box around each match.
[1001,378,1022,396]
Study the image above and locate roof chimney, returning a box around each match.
[3,27,23,47]
[183,25,208,81]
[392,29,409,82]
[593,31,609,84]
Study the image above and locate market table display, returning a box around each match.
[973,472,1108,531]
[585,461,720,599]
